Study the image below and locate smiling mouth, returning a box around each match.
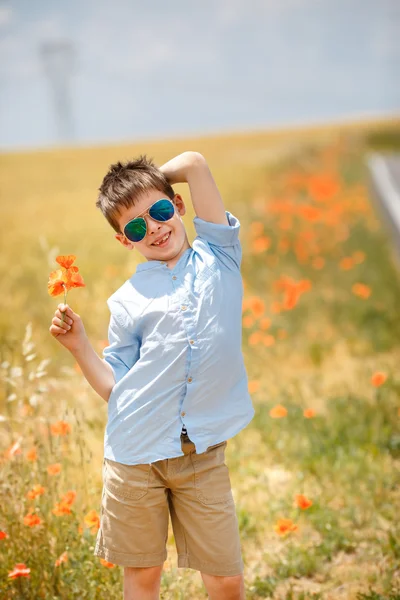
[152,231,171,246]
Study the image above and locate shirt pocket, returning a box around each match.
[104,458,151,501]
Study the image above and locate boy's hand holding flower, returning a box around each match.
[48,255,87,352]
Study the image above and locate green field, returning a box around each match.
[1,118,400,599]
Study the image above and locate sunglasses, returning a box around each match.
[122,198,175,242]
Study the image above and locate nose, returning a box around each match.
[145,214,162,237]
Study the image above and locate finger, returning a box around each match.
[55,309,73,324]
[49,325,67,335]
[53,316,71,330]
[57,304,72,316]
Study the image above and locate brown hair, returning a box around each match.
[96,154,175,233]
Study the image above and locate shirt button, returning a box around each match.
[181,411,186,417]
[187,377,193,383]
[172,276,177,280]
[189,340,194,345]
[181,305,187,311]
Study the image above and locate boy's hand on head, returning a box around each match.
[159,151,205,185]
[49,304,88,353]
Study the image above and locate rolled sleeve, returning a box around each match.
[103,300,140,385]
[193,210,242,271]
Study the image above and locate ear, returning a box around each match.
[173,194,186,217]
[115,232,134,250]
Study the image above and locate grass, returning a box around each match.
[1,117,400,598]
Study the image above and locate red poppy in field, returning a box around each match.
[308,174,340,203]
[61,490,77,506]
[352,283,371,299]
[8,563,30,579]
[26,484,46,500]
[248,380,260,394]
[47,463,62,476]
[48,255,85,323]
[26,447,37,461]
[52,502,72,516]
[274,518,298,536]
[371,372,387,387]
[242,315,255,328]
[248,296,265,318]
[339,257,354,271]
[269,404,287,418]
[23,512,42,527]
[303,408,316,418]
[0,530,9,540]
[50,421,71,436]
[295,494,313,509]
[84,509,100,533]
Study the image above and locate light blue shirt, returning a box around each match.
[102,210,255,465]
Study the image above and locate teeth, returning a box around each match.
[153,232,169,245]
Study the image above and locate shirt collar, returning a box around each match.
[135,247,192,274]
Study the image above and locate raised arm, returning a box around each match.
[159,151,228,226]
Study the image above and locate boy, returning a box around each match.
[49,151,255,600]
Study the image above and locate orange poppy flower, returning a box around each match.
[274,518,298,536]
[61,490,77,506]
[50,421,71,436]
[23,512,42,527]
[47,463,62,476]
[252,236,271,253]
[26,484,46,500]
[303,408,316,418]
[248,296,265,318]
[26,447,37,461]
[84,509,100,533]
[352,283,371,299]
[295,494,313,510]
[371,372,387,387]
[55,551,68,567]
[47,269,69,297]
[339,257,354,271]
[248,380,260,394]
[308,174,340,202]
[0,530,9,540]
[56,255,76,269]
[52,502,72,516]
[269,404,287,418]
[242,315,255,328]
[260,317,271,330]
[8,563,31,579]
[100,558,115,568]
[48,255,85,323]
[248,331,263,346]
[262,334,275,347]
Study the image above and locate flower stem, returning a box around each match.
[60,284,67,323]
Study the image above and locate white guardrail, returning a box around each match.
[367,153,400,271]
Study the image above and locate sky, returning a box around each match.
[0,0,399,150]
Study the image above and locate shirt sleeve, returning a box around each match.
[193,210,242,271]
[102,299,140,385]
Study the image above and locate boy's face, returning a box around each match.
[115,189,191,264]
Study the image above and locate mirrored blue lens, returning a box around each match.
[124,218,146,242]
[149,199,175,221]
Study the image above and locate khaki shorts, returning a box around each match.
[94,432,244,576]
